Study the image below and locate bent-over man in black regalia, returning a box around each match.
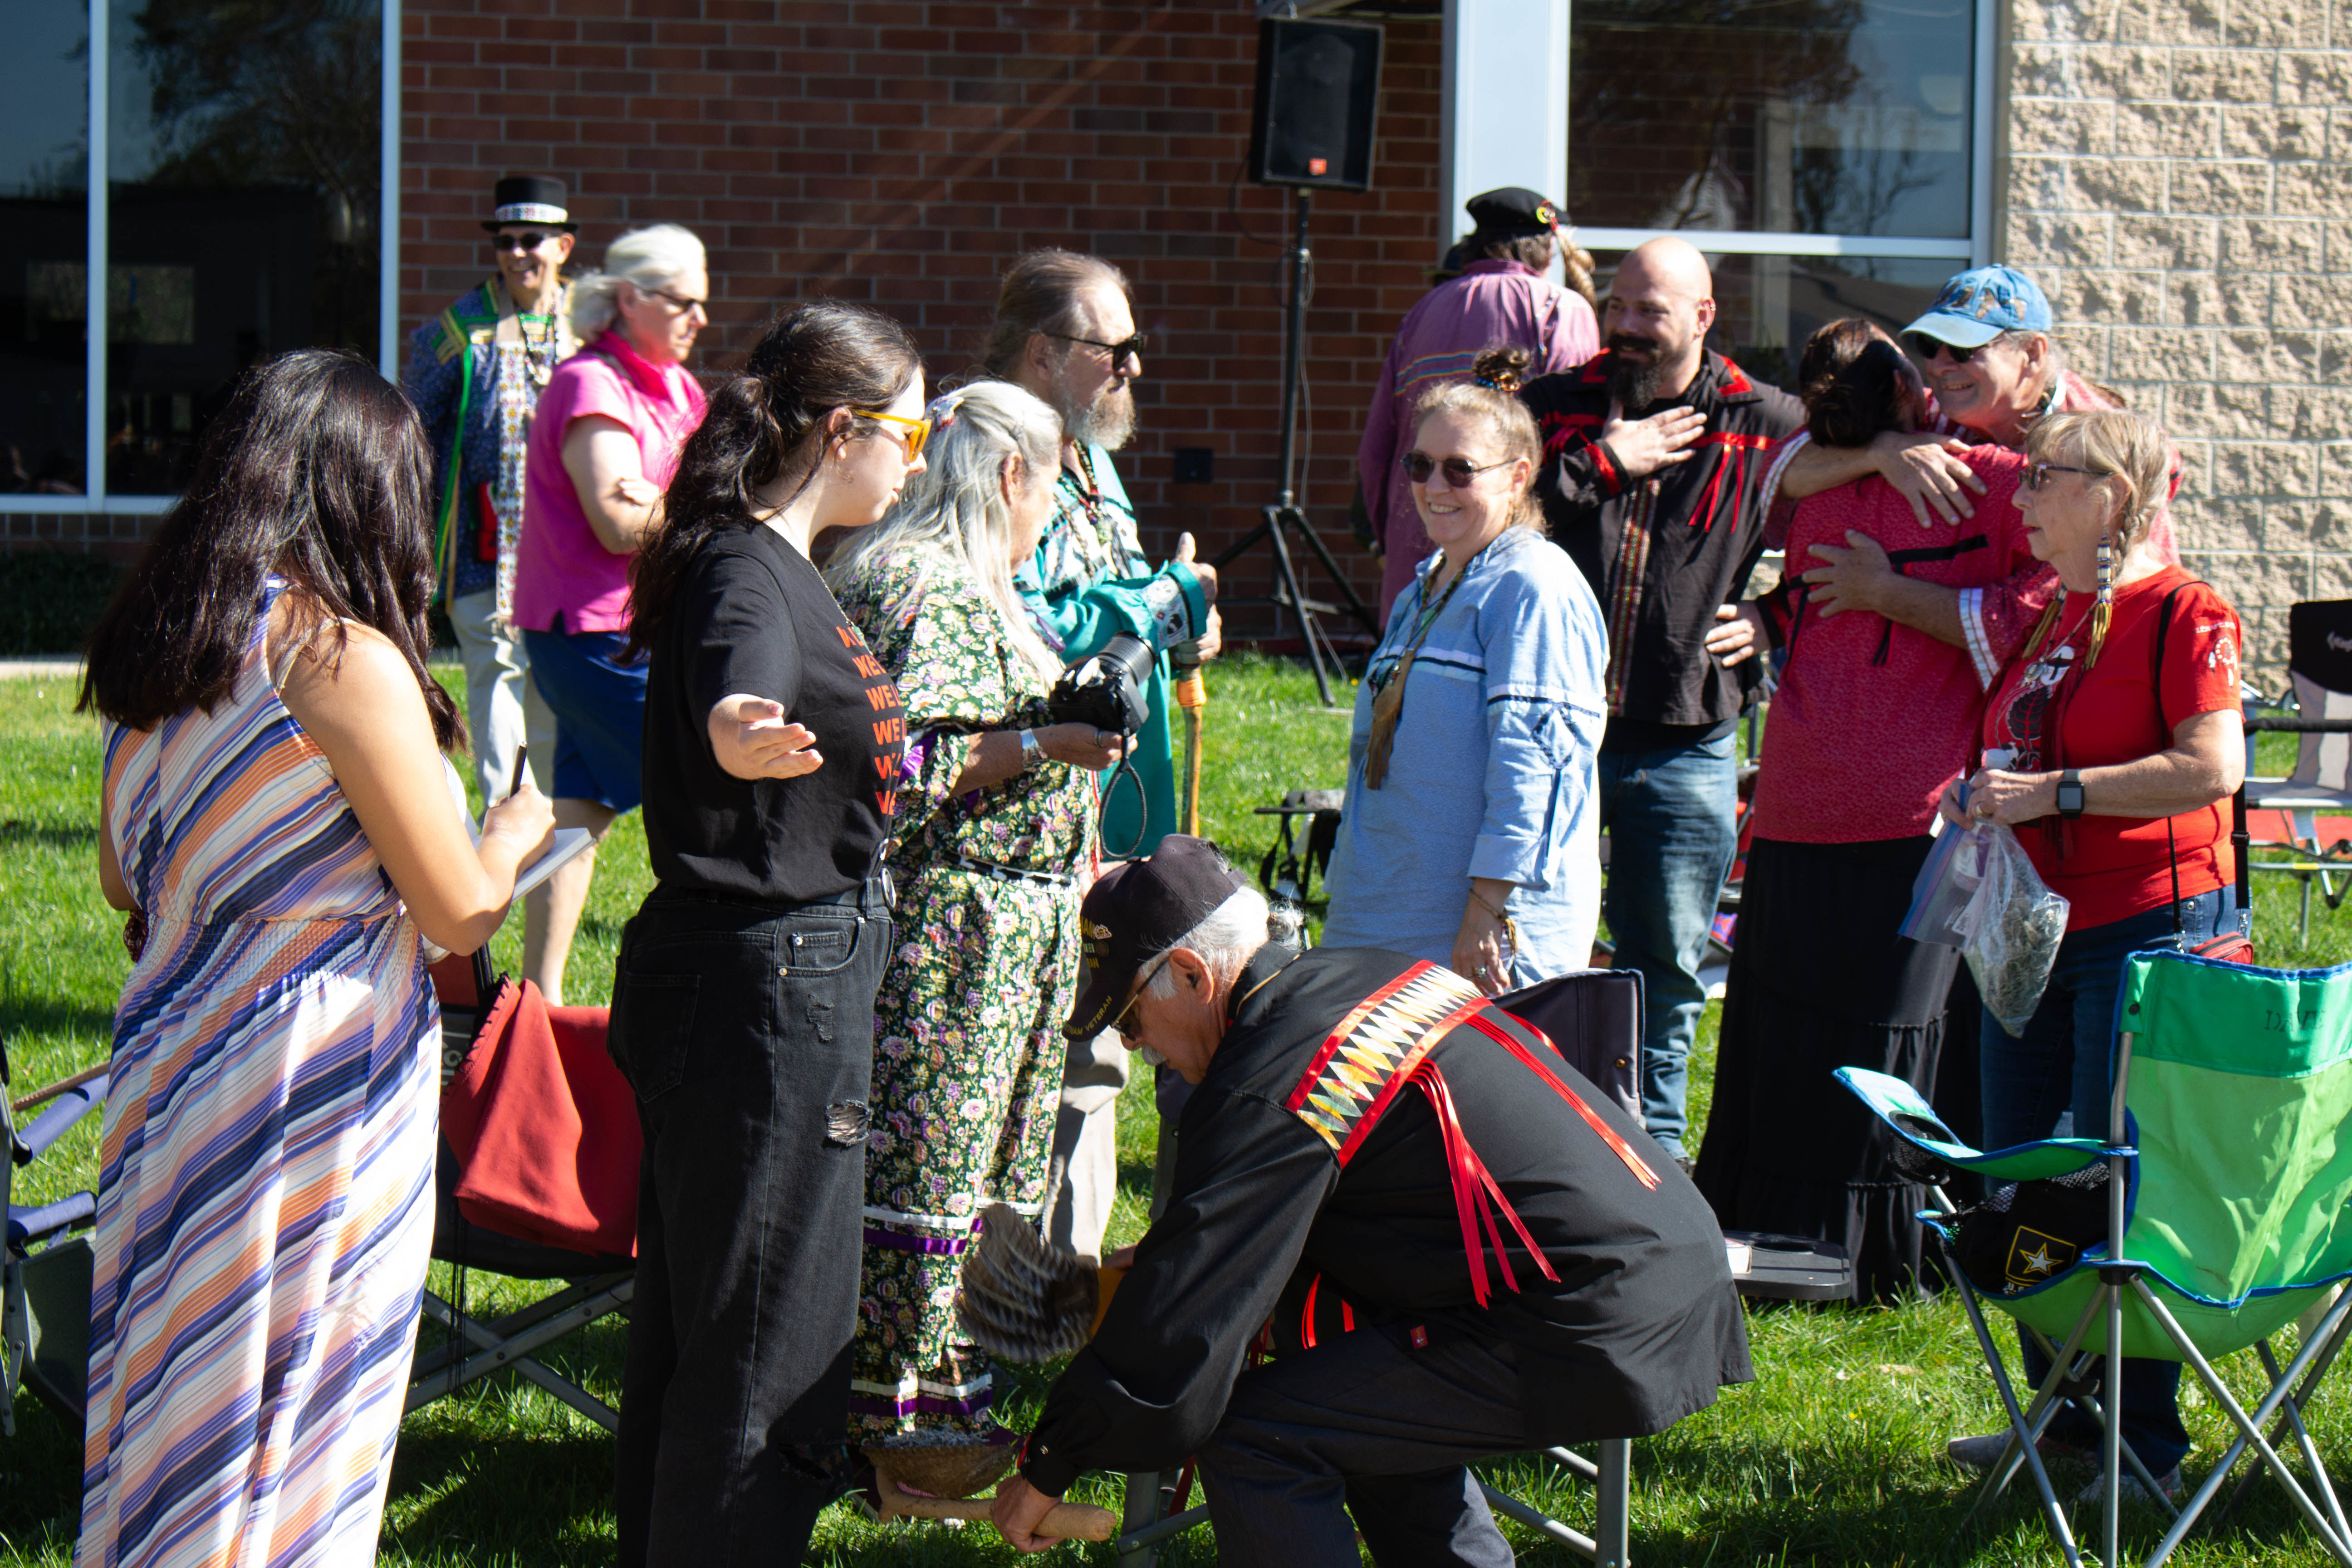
[988,837,1749,1564]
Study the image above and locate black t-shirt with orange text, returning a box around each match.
[642,520,906,904]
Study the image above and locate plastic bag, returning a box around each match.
[1960,823,2070,1036]
[1899,815,1988,947]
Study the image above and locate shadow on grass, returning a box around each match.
[0,993,118,1048]
[382,1422,619,1566]
[0,821,96,852]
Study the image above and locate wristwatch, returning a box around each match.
[2056,769,2085,819]
[1018,729,1044,770]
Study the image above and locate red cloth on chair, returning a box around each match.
[440,978,639,1257]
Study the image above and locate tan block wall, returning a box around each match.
[2005,0,2352,681]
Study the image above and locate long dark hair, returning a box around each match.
[628,300,922,660]
[977,248,1129,379]
[1798,318,1918,449]
[79,349,461,750]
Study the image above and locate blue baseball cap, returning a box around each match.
[1901,265,2054,350]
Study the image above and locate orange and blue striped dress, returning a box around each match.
[83,594,438,1568]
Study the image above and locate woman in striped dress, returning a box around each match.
[77,350,554,1568]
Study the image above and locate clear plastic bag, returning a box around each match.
[1960,823,2071,1037]
[1900,817,1988,948]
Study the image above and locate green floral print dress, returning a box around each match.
[833,543,1098,1438]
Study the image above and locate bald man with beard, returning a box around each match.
[1512,237,1803,1167]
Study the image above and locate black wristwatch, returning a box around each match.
[2056,769,2085,819]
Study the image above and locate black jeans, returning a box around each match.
[607,882,892,1567]
[1196,1325,1531,1568]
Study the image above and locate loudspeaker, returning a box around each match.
[1247,18,1383,192]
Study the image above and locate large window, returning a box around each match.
[0,0,396,511]
[1571,0,1994,378]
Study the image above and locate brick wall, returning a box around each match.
[2004,0,2352,680]
[402,0,1448,634]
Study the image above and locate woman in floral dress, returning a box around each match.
[828,381,1127,1439]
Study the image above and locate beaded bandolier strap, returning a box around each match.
[1283,960,1660,1308]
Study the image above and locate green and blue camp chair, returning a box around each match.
[1842,949,2352,1568]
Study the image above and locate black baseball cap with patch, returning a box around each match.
[1063,835,1249,1041]
[1465,186,1562,240]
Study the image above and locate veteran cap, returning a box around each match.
[1901,265,2053,351]
[1063,835,1250,1041]
[1465,186,1563,240]
[483,175,577,233]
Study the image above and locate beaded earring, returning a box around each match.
[2086,525,2113,671]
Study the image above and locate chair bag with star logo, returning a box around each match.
[1838,948,2352,1568]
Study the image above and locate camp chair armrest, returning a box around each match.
[17,1078,109,1162]
[7,1191,96,1249]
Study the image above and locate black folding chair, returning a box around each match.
[1,1045,108,1437]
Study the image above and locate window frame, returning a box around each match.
[1,0,402,516]
[1571,0,1997,270]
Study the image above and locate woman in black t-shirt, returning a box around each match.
[606,300,928,1565]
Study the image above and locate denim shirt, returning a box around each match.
[1321,525,1609,985]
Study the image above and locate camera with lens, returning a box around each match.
[1049,632,1154,736]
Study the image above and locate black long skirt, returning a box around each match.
[1692,835,1959,1304]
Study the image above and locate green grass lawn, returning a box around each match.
[5,662,2352,1564]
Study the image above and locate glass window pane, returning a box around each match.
[1,1,90,498]
[108,0,381,495]
[1594,252,1954,389]
[1571,0,1975,240]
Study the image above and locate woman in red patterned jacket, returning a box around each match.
[1693,319,2055,1303]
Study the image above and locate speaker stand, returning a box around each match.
[1211,188,1377,708]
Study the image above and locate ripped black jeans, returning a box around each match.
[607,881,892,1567]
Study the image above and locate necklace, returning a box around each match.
[519,309,558,387]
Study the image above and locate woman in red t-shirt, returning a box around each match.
[1936,408,2245,1500]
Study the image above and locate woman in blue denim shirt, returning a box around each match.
[1322,373,1609,992]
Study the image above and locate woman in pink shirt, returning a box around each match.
[514,222,710,1001]
[1691,319,2054,1303]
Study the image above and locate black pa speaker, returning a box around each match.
[1247,18,1383,193]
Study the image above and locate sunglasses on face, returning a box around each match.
[1401,452,1509,486]
[492,230,560,253]
[855,409,932,462]
[1906,332,1994,365]
[2024,462,2099,492]
[1110,951,1173,1040]
[1049,331,1148,367]
[643,286,709,316]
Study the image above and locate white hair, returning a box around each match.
[825,381,1065,684]
[570,223,706,339]
[1144,884,1307,1000]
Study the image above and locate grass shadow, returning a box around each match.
[0,822,97,852]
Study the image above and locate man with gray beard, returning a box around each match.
[982,247,1223,1259]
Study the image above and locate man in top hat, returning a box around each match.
[402,174,581,803]
[987,836,1749,1564]
[1356,186,1601,617]
[1765,265,2180,667]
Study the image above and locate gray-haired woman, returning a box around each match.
[514,221,709,1002]
[825,380,1125,1441]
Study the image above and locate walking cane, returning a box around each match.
[1172,642,1205,838]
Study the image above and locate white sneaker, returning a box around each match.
[2074,1465,2183,1507]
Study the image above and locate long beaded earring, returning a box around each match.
[2086,524,2113,671]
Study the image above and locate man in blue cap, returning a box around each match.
[1764,263,2179,682]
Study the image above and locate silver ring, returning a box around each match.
[1096,730,1111,748]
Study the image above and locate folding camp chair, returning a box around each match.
[405,950,634,1431]
[1,1049,107,1436]
[1112,969,1651,1567]
[2246,601,2352,942]
[1842,948,2352,1568]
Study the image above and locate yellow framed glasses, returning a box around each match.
[855,410,931,462]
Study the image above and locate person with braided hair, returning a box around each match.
[608,299,927,1565]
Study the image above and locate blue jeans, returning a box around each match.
[1983,886,2248,1479]
[1599,733,1738,1158]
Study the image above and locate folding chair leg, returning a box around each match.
[1117,1469,1165,1568]
[2219,1300,2352,1534]
[1596,1438,1631,1568]
[2159,1286,2352,1568]
[2134,1279,2352,1568]
[1946,1264,2086,1567]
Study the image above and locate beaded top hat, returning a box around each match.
[482,175,576,233]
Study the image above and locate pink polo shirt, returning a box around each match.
[514,333,707,635]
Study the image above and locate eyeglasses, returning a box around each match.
[1401,452,1510,487]
[642,286,710,317]
[2025,462,2101,492]
[1906,332,2001,365]
[491,230,559,252]
[1049,331,1148,366]
[855,409,932,462]
[1109,951,1173,1039]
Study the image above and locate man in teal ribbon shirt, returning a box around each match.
[981,247,1222,1255]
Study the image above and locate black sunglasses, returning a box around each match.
[1049,331,1147,365]
[2025,462,2101,492]
[491,230,559,252]
[1906,332,1999,364]
[1401,452,1509,486]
